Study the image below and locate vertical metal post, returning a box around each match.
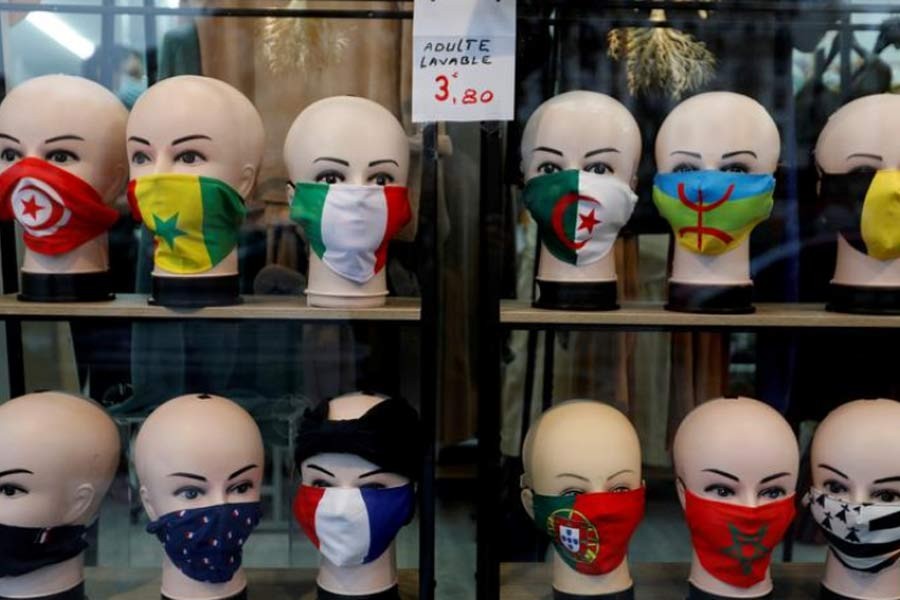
[143,0,158,84]
[99,0,116,89]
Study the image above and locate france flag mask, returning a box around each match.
[293,483,415,567]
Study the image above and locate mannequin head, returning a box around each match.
[815,95,900,177]
[0,75,128,206]
[127,76,264,199]
[0,392,120,528]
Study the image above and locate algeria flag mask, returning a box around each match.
[653,170,775,255]
[522,170,638,266]
[290,182,412,284]
[819,170,900,261]
[531,487,645,575]
[128,174,246,274]
[0,157,119,255]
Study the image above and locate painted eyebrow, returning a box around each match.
[0,133,20,143]
[606,469,635,481]
[847,153,883,161]
[721,150,757,159]
[168,472,207,482]
[759,472,790,484]
[703,468,740,482]
[584,148,620,158]
[671,150,702,159]
[818,463,850,479]
[556,472,591,482]
[128,136,151,146]
[533,146,563,157]
[313,157,351,166]
[0,469,33,478]
[44,134,84,144]
[172,134,212,146]
[369,159,399,168]
[228,464,258,480]
[873,476,900,484]
[306,464,336,477]
[358,468,390,479]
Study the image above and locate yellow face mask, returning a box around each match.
[820,169,900,261]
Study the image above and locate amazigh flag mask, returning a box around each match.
[522,170,638,266]
[653,170,775,255]
[290,182,411,284]
[128,174,246,274]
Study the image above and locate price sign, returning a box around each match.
[412,0,516,123]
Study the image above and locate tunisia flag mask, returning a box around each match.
[0,157,118,255]
[531,487,645,575]
[683,488,796,588]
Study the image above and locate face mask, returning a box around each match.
[290,182,411,284]
[117,76,146,109]
[806,487,900,573]
[819,170,900,261]
[522,170,638,267]
[0,521,89,577]
[531,487,645,575]
[128,174,247,274]
[293,483,415,567]
[653,170,775,255]
[683,488,796,588]
[0,157,119,256]
[146,502,261,584]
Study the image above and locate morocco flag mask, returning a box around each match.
[531,487,645,575]
[0,157,119,255]
[290,182,411,284]
[522,170,638,267]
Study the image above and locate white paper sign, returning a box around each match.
[412,0,516,123]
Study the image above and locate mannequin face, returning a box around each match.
[673,397,799,507]
[811,399,900,505]
[0,392,120,528]
[655,92,780,174]
[521,401,642,514]
[0,75,128,205]
[520,91,641,187]
[283,96,409,189]
[815,95,900,174]
[135,394,265,521]
[127,76,264,199]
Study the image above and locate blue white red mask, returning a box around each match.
[293,484,415,567]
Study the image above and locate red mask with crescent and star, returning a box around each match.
[0,157,119,255]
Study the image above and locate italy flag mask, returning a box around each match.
[128,174,246,274]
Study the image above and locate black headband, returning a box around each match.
[294,395,422,481]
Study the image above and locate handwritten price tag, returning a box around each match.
[412,0,516,123]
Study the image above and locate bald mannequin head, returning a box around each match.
[0,75,128,204]
[674,397,798,507]
[520,91,641,187]
[656,92,780,174]
[127,76,264,199]
[134,394,264,521]
[0,392,120,528]
[816,95,900,174]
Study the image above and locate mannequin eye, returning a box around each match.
[609,485,631,493]
[583,162,614,175]
[720,162,749,174]
[0,483,27,497]
[227,481,254,495]
[673,163,700,173]
[824,479,849,495]
[45,149,79,164]
[173,486,204,500]
[759,486,786,500]
[872,489,900,504]
[131,151,151,166]
[369,172,395,186]
[315,170,346,185]
[537,162,562,175]
[174,150,206,165]
[360,482,387,490]
[0,148,22,163]
[560,488,585,497]
[310,479,333,488]
[704,484,735,498]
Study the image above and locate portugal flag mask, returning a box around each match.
[290,182,411,284]
[683,488,796,588]
[128,174,246,274]
[531,487,645,575]
[0,157,119,255]
[522,170,638,267]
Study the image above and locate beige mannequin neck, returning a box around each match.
[317,540,398,595]
[0,554,84,598]
[552,551,632,595]
[832,236,900,288]
[537,245,617,283]
[823,550,900,599]
[152,249,238,279]
[306,254,388,308]
[21,235,109,275]
[160,554,247,600]
[670,239,751,286]
[688,550,772,598]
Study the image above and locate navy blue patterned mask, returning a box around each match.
[146,502,261,584]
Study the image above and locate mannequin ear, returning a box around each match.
[237,164,258,199]
[140,485,158,521]
[675,477,687,510]
[520,487,535,520]
[285,182,294,204]
[63,483,96,524]
[631,173,639,191]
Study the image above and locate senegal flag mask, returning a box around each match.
[522,170,638,266]
[819,170,900,261]
[290,182,411,284]
[653,170,775,255]
[128,174,246,274]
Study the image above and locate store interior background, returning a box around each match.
[3,1,900,598]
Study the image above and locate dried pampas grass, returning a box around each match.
[261,0,352,74]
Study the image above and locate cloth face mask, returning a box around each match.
[293,483,415,567]
[128,174,247,274]
[683,488,796,588]
[653,170,776,255]
[290,182,411,284]
[806,487,900,573]
[0,157,119,256]
[522,170,638,267]
[819,170,900,261]
[146,502,261,584]
[531,487,645,575]
[0,521,89,577]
